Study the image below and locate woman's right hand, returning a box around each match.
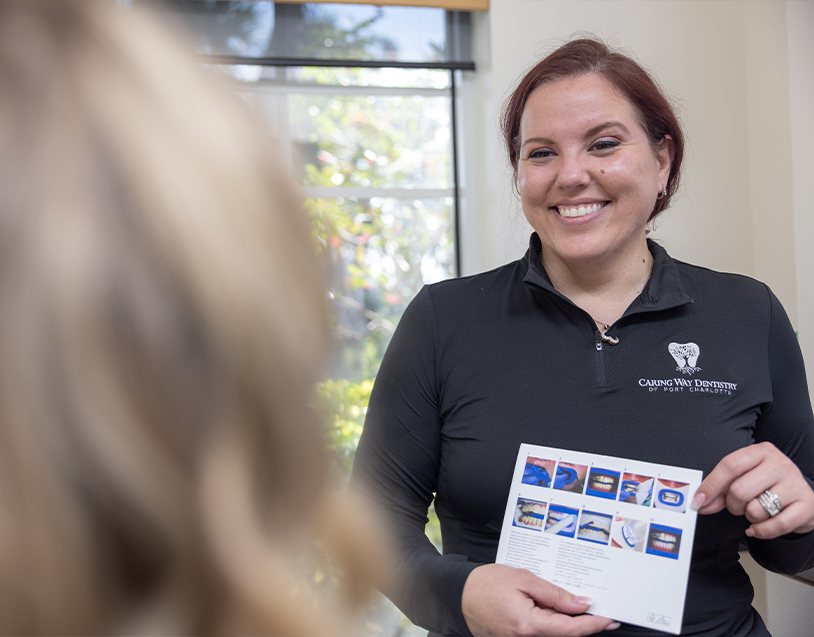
[462,564,619,637]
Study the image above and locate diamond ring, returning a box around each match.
[757,489,783,517]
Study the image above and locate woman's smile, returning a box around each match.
[552,200,609,219]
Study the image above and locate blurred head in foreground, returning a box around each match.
[0,2,382,634]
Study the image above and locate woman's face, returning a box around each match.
[517,72,672,270]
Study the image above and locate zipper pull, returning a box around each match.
[599,332,620,346]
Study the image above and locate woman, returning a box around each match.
[0,2,384,635]
[353,39,814,637]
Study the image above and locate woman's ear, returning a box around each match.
[656,134,674,182]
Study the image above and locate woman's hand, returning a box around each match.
[461,564,619,637]
[692,441,814,539]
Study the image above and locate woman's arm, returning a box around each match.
[352,287,480,635]
[694,287,814,573]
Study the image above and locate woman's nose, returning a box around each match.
[555,152,590,190]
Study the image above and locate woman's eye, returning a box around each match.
[590,139,620,152]
[528,148,554,159]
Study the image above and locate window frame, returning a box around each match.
[224,64,465,275]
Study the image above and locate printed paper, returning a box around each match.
[496,444,703,635]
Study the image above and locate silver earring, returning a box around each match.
[657,186,667,199]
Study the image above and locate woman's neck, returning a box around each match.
[543,242,653,331]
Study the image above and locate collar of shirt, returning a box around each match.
[521,233,694,318]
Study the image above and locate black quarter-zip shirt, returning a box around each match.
[354,234,814,637]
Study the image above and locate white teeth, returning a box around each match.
[557,202,605,217]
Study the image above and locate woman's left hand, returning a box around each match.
[692,441,814,539]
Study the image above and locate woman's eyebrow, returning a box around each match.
[520,136,554,149]
[520,121,632,149]
[584,121,630,138]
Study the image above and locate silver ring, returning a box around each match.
[758,489,783,517]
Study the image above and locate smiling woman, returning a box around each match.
[353,37,814,637]
[501,42,683,333]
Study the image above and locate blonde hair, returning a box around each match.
[0,2,382,634]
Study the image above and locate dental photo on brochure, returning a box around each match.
[497,444,703,635]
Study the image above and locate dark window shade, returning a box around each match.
[148,1,475,70]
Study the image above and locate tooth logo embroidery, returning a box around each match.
[668,342,701,375]
[638,342,737,395]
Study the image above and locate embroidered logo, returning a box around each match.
[668,342,701,376]
[638,341,737,395]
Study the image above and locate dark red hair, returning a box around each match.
[501,38,684,218]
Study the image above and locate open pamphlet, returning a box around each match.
[496,444,703,635]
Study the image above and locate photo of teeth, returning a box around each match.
[577,510,613,545]
[646,523,682,559]
[619,473,654,506]
[651,532,677,550]
[552,461,587,493]
[512,497,548,531]
[585,467,620,499]
[521,456,557,488]
[610,515,646,552]
[544,504,579,537]
[654,479,690,513]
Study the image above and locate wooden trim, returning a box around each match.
[278,0,488,11]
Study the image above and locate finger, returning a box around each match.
[745,501,813,539]
[744,497,770,524]
[746,482,789,522]
[522,577,592,614]
[723,479,764,517]
[695,491,727,515]
[532,607,620,636]
[693,446,766,512]
[723,468,790,516]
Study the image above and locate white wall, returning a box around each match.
[460,0,814,633]
[788,0,814,383]
[743,1,797,322]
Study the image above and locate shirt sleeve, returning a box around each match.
[746,286,814,574]
[352,286,479,636]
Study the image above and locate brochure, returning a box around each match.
[495,444,703,635]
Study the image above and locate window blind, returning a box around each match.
[152,1,477,70]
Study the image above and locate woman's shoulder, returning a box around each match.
[423,257,526,300]
[669,257,780,320]
[403,257,529,328]
[672,258,770,297]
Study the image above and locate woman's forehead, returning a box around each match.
[520,73,643,138]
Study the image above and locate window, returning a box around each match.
[148,4,474,633]
[256,66,457,467]
[153,0,472,465]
